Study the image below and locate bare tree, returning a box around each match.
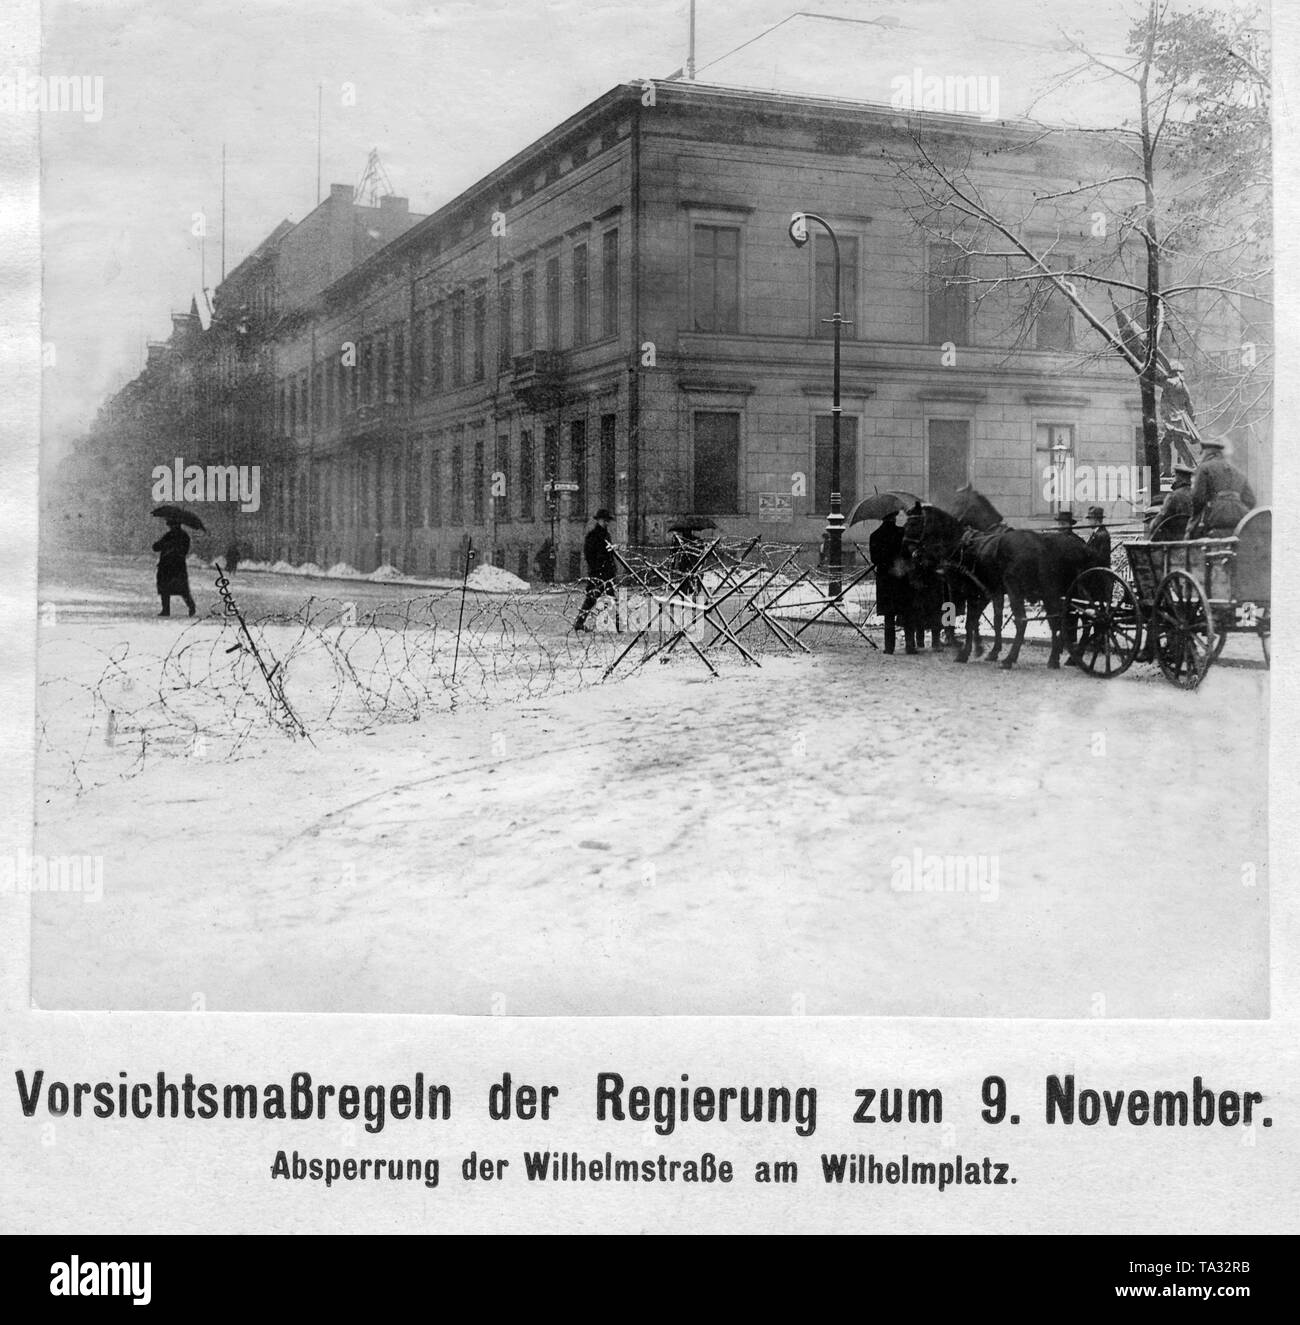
[886,0,1271,499]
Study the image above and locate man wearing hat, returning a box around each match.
[1085,506,1111,564]
[1159,360,1198,476]
[1150,462,1195,541]
[573,508,618,631]
[1051,508,1085,539]
[1188,438,1256,538]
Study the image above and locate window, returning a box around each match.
[520,270,536,353]
[814,416,859,516]
[450,429,465,521]
[497,280,513,373]
[543,425,559,488]
[312,362,323,427]
[927,418,972,511]
[411,312,426,400]
[472,285,486,381]
[358,458,368,526]
[928,243,970,345]
[373,452,385,528]
[429,307,444,393]
[815,234,858,340]
[693,411,740,512]
[572,242,589,345]
[520,429,535,519]
[599,413,617,513]
[451,292,466,385]
[545,254,561,347]
[287,382,296,434]
[570,419,587,517]
[1033,422,1074,516]
[472,424,486,524]
[428,436,442,527]
[323,360,334,424]
[377,337,389,402]
[602,230,619,337]
[406,446,420,526]
[496,433,511,523]
[1035,255,1075,351]
[393,328,406,402]
[692,225,740,333]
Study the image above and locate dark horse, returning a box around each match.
[905,488,1102,669]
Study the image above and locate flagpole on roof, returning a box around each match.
[687,0,696,80]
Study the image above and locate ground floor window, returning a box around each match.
[926,417,971,512]
[693,411,740,514]
[1032,421,1075,516]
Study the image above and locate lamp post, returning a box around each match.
[789,211,846,596]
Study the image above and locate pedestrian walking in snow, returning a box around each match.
[573,509,617,631]
[153,519,196,617]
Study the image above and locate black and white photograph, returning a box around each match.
[27,0,1272,1023]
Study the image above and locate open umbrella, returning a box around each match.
[846,491,922,526]
[151,504,206,531]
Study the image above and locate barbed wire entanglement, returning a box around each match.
[37,541,880,794]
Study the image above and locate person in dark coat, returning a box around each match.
[533,539,556,584]
[223,541,241,576]
[153,519,196,617]
[1085,506,1111,565]
[869,511,916,655]
[573,509,617,631]
[1150,463,1194,541]
[1158,361,1198,476]
[1188,438,1257,537]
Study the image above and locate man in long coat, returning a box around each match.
[1188,438,1257,538]
[573,509,617,631]
[153,519,196,617]
[869,511,916,655]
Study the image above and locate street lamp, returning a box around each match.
[789,211,846,597]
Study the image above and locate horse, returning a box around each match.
[948,486,1104,669]
[901,503,995,663]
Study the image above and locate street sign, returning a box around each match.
[546,481,580,493]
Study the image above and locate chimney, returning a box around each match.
[330,183,354,202]
[379,195,408,214]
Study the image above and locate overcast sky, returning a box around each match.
[39,0,1267,448]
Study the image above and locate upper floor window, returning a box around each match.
[545,255,561,348]
[693,225,739,333]
[601,230,619,338]
[451,292,466,385]
[520,270,536,353]
[1035,256,1076,351]
[928,242,970,345]
[498,280,513,372]
[572,242,589,345]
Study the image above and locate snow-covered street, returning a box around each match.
[30,555,1269,1017]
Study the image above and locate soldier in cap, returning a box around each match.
[1188,438,1256,538]
[573,509,618,631]
[1150,462,1195,541]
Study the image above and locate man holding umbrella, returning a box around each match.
[151,505,203,617]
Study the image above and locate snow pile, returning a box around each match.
[325,562,361,579]
[295,562,324,577]
[270,560,296,574]
[367,563,405,582]
[466,563,530,593]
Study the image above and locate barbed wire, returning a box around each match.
[39,543,878,795]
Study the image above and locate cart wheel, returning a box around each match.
[1152,570,1217,689]
[1067,567,1141,678]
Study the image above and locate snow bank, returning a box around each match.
[466,564,530,592]
[367,563,406,581]
[270,560,296,574]
[296,562,323,577]
[325,562,361,579]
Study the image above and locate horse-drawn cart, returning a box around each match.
[1066,508,1271,688]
